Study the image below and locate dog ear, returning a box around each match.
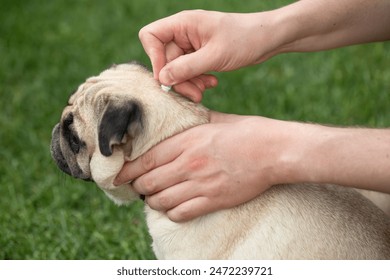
[98,100,143,156]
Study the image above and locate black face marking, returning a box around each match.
[98,100,143,157]
[50,124,72,176]
[61,113,85,154]
[51,123,92,181]
[63,112,74,129]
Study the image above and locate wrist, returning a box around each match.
[280,123,335,185]
[257,120,338,187]
[246,117,314,187]
[241,10,292,63]
[278,123,390,193]
[267,0,390,54]
[265,1,327,54]
[267,121,321,186]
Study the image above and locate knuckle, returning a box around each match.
[205,176,226,198]
[170,207,192,222]
[138,29,152,45]
[158,195,172,210]
[140,150,156,172]
[138,24,153,39]
[143,176,158,194]
[187,156,208,172]
[138,28,145,40]
[136,174,158,195]
[191,78,206,92]
[146,193,172,211]
[177,10,191,17]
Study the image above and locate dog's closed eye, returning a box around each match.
[69,133,81,154]
[62,113,84,154]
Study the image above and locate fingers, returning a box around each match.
[145,180,198,212]
[138,30,166,80]
[114,136,184,186]
[131,157,187,195]
[146,182,222,222]
[165,41,185,63]
[159,47,215,86]
[166,197,220,222]
[140,15,219,102]
[145,35,218,102]
[139,17,179,80]
[173,75,218,103]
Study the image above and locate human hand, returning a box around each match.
[139,10,283,102]
[139,1,390,102]
[114,112,294,222]
[114,107,390,222]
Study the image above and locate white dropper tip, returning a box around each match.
[161,84,171,92]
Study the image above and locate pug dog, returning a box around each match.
[51,62,390,259]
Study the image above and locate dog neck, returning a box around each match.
[128,92,210,161]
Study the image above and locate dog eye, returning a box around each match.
[63,113,74,127]
[69,134,81,154]
[62,113,83,154]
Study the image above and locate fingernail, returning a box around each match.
[160,69,174,85]
[208,78,218,88]
[190,94,202,103]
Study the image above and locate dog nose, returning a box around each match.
[50,123,92,182]
[51,124,72,175]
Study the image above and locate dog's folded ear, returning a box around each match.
[98,100,143,156]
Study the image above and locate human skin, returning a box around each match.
[138,0,390,102]
[115,112,390,221]
[115,0,390,222]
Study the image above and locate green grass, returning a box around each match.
[1,0,389,259]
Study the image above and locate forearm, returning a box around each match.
[278,122,390,193]
[269,0,390,54]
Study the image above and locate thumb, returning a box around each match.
[159,47,214,86]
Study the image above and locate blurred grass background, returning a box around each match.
[1,0,389,259]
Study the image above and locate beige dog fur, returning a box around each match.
[51,63,390,259]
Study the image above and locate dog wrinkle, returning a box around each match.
[51,63,390,260]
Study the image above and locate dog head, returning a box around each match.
[50,62,209,204]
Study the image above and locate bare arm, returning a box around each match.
[271,121,390,194]
[116,1,390,222]
[139,0,390,100]
[276,0,390,53]
[115,113,390,222]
